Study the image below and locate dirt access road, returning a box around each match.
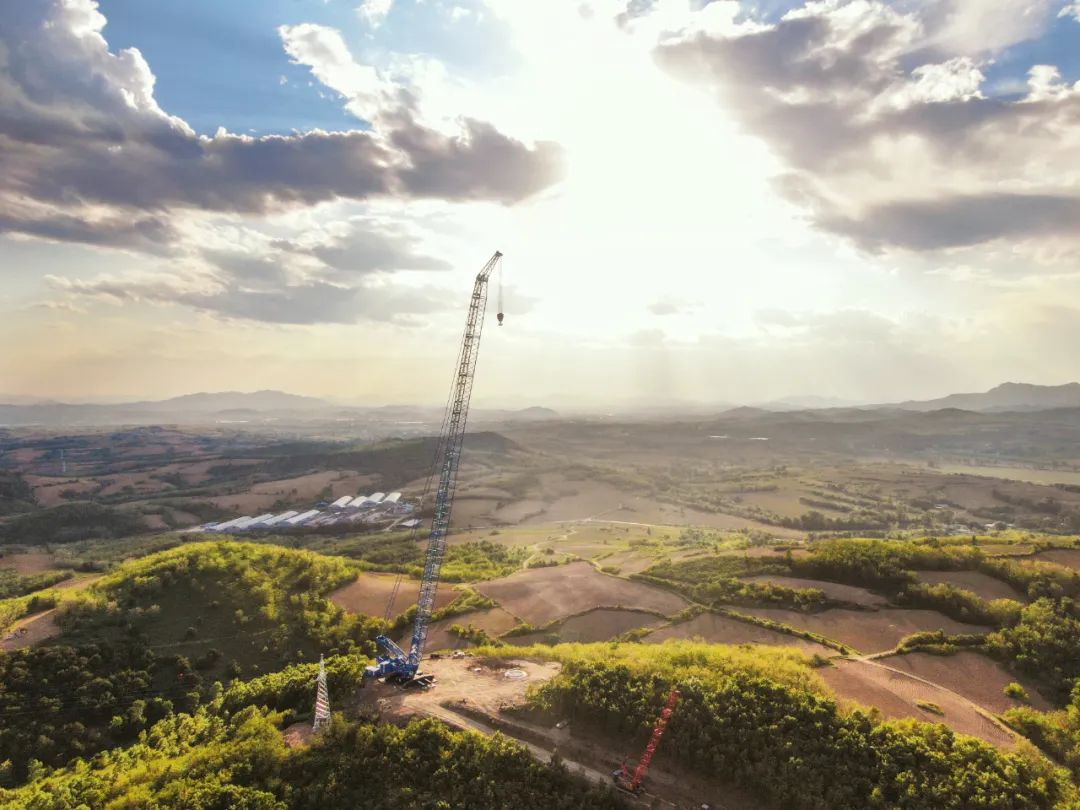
[362,657,762,809]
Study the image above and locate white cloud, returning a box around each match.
[1025,64,1080,101]
[1061,1,1080,21]
[889,57,985,107]
[280,23,396,119]
[358,0,394,28]
[930,0,1062,53]
[654,0,1080,259]
[0,3,561,226]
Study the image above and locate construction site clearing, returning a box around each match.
[347,656,758,810]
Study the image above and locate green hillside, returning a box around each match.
[0,542,384,781]
[486,641,1073,809]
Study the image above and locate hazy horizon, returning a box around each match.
[3,0,1079,405]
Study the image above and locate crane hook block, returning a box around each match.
[497,312,504,326]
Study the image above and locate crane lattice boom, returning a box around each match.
[365,251,503,683]
[615,689,680,793]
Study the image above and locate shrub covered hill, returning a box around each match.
[0,541,383,782]
[4,538,1080,807]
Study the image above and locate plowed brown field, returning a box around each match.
[740,606,989,654]
[645,612,834,655]
[821,659,1017,748]
[914,570,1026,602]
[508,608,664,645]
[742,575,888,606]
[330,572,458,618]
[475,561,687,625]
[401,607,519,651]
[879,650,1050,714]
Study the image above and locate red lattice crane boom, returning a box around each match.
[613,689,681,794]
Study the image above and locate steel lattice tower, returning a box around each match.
[313,655,331,732]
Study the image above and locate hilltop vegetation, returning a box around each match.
[1005,682,1080,782]
[496,641,1070,809]
[0,707,621,810]
[268,531,527,582]
[6,639,1073,809]
[0,474,35,517]
[0,503,145,545]
[0,542,385,781]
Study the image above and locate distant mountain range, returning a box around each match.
[130,390,332,412]
[0,390,560,427]
[3,383,1079,428]
[892,382,1080,413]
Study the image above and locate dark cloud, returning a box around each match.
[277,219,451,276]
[178,281,445,325]
[816,193,1080,251]
[654,1,1080,254]
[51,271,447,325]
[0,0,562,249]
[0,207,177,253]
[58,216,457,325]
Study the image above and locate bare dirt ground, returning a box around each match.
[475,561,688,625]
[740,607,989,654]
[0,552,56,573]
[741,575,888,607]
[282,721,315,749]
[821,658,1018,749]
[330,573,458,619]
[645,613,834,655]
[878,650,1051,714]
[914,570,1027,602]
[51,573,102,592]
[365,657,562,722]
[1,609,60,651]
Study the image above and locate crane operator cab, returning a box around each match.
[497,312,504,326]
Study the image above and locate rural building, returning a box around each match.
[260,510,299,527]
[384,491,402,503]
[330,496,353,509]
[285,509,320,526]
[211,516,251,532]
[239,513,275,529]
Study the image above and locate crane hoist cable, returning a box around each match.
[382,259,504,620]
[497,256,504,326]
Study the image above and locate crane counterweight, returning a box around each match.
[365,251,503,685]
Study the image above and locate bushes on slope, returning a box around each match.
[526,655,1067,809]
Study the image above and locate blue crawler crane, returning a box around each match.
[365,251,504,687]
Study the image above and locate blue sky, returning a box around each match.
[99,0,361,134]
[2,0,1079,403]
[98,0,514,135]
[983,11,1080,94]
